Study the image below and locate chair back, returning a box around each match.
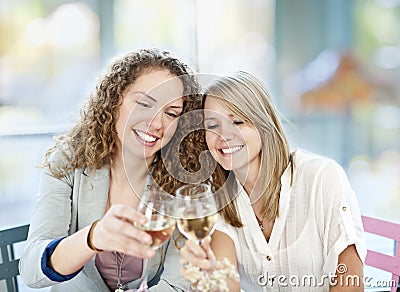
[362,216,400,292]
[0,224,29,292]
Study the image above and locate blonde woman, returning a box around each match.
[180,71,366,291]
[20,48,204,291]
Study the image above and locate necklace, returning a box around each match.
[114,251,126,292]
[255,215,265,231]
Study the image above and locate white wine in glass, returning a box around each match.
[175,183,218,244]
[134,191,176,292]
[136,213,175,250]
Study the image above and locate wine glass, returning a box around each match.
[175,183,218,244]
[134,191,176,292]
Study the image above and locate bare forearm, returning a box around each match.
[211,232,240,292]
[330,245,364,292]
[49,225,96,275]
[48,205,155,276]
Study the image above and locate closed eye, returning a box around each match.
[205,124,219,130]
[165,111,180,118]
[233,120,244,125]
[136,101,152,108]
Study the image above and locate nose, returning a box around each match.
[219,123,236,141]
[147,111,163,131]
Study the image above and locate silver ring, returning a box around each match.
[182,262,189,269]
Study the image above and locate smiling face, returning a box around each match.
[204,96,262,177]
[116,69,184,162]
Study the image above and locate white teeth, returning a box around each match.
[136,131,157,142]
[221,145,243,154]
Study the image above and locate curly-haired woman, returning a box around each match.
[20,48,204,291]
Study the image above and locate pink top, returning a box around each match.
[95,251,143,290]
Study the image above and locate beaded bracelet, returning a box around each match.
[87,220,104,252]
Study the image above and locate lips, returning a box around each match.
[133,129,159,146]
[219,145,244,155]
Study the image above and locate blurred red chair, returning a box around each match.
[362,215,400,292]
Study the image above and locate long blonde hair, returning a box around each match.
[203,71,291,225]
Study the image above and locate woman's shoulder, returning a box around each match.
[43,140,89,179]
[215,213,237,234]
[293,148,343,175]
[292,149,354,201]
[48,140,72,159]
[290,148,351,195]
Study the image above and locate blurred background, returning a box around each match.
[0,0,399,290]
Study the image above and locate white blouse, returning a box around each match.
[215,149,366,291]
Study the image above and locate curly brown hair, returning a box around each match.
[43,48,206,195]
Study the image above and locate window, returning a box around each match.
[0,0,276,229]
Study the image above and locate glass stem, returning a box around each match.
[137,259,149,292]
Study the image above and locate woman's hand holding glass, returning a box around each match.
[176,184,239,291]
[180,235,217,272]
[135,191,176,250]
[92,191,175,292]
[90,204,156,259]
[180,236,239,292]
